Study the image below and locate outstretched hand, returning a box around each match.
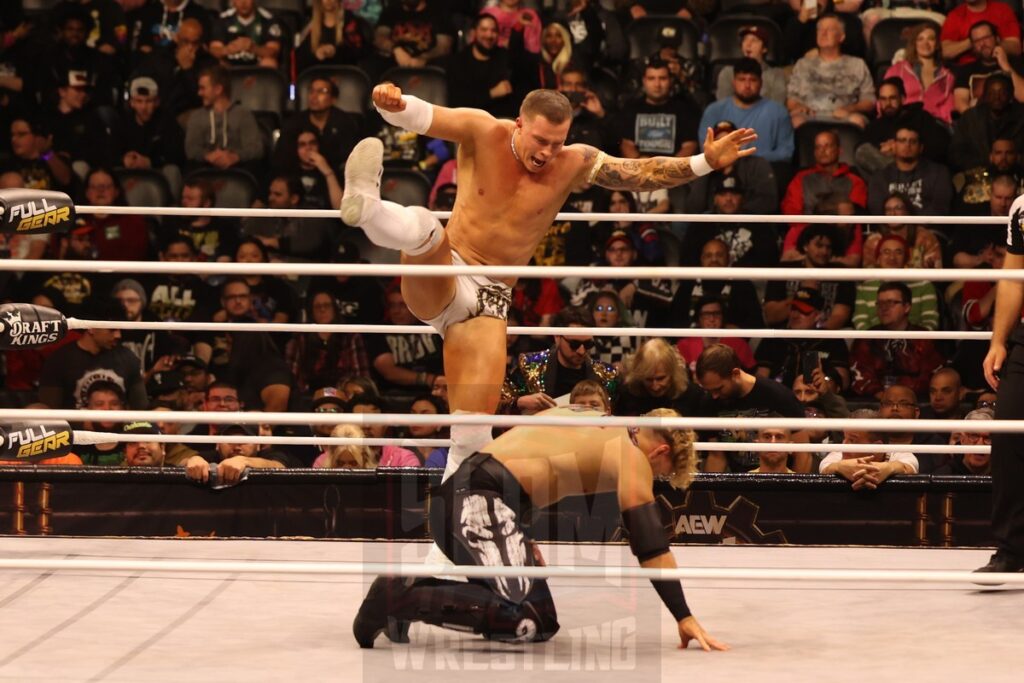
[702,127,758,170]
[678,616,730,652]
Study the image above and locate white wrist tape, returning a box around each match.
[374,94,434,135]
[690,153,712,177]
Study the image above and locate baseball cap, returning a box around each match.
[122,420,161,436]
[657,25,682,49]
[129,76,159,98]
[220,423,259,437]
[175,354,207,371]
[714,176,744,195]
[333,240,361,264]
[738,25,771,46]
[147,370,184,396]
[606,230,632,250]
[64,69,92,88]
[791,287,825,314]
[312,386,346,410]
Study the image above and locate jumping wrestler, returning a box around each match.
[340,86,757,484]
[352,406,729,652]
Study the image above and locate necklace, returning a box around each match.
[510,129,521,162]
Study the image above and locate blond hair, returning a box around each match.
[542,23,573,75]
[643,408,696,490]
[309,0,344,52]
[324,424,376,468]
[622,338,689,398]
[520,89,573,124]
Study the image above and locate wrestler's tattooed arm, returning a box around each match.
[592,154,699,191]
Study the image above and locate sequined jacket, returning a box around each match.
[500,348,619,413]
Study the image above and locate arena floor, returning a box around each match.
[0,538,1019,682]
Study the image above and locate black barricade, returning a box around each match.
[0,468,995,547]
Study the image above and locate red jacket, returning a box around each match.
[781,163,867,228]
[849,331,946,397]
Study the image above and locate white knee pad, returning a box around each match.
[403,205,443,256]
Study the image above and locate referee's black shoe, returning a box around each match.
[972,552,1024,585]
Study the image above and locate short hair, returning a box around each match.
[879,77,906,98]
[220,276,251,296]
[969,20,998,39]
[797,223,841,253]
[621,338,689,399]
[86,380,126,404]
[553,305,594,328]
[643,408,696,490]
[560,65,588,84]
[270,174,303,198]
[849,408,884,442]
[733,57,762,78]
[985,72,1012,93]
[756,412,791,437]
[695,343,740,378]
[161,235,196,254]
[814,129,840,147]
[884,191,915,213]
[695,294,725,314]
[183,178,215,205]
[643,58,672,77]
[310,76,338,98]
[348,394,388,413]
[205,380,239,398]
[520,89,572,125]
[991,173,1018,191]
[570,379,610,408]
[200,65,231,97]
[474,12,498,29]
[337,374,381,401]
[895,125,921,141]
[878,281,912,304]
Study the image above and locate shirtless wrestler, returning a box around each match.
[340,84,756,482]
[352,406,729,652]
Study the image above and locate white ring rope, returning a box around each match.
[75,205,1006,226]
[0,259,1011,282]
[0,409,1010,434]
[63,319,993,341]
[71,430,450,449]
[0,557,1016,585]
[68,430,990,455]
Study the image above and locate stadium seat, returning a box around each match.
[381,169,432,208]
[625,15,700,62]
[114,168,174,208]
[183,168,259,208]
[296,65,372,115]
[228,66,287,125]
[380,67,449,107]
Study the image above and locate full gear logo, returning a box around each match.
[612,490,787,545]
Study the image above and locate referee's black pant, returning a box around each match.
[991,342,1024,560]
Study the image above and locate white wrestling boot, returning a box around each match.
[340,137,443,255]
[340,137,384,227]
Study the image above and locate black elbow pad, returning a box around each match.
[621,501,670,562]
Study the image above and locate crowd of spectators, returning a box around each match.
[0,0,1015,481]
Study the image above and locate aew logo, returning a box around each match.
[5,424,71,459]
[0,308,63,346]
[10,198,71,232]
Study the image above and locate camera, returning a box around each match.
[564,91,586,108]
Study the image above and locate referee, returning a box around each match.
[980,197,1024,573]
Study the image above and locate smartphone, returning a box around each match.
[801,350,820,385]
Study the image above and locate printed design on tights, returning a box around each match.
[476,284,512,320]
[1008,205,1024,253]
[459,494,531,602]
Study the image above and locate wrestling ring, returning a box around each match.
[0,203,1021,681]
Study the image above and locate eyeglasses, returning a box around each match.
[565,339,595,352]
[978,400,996,409]
[881,400,916,410]
[594,304,616,312]
[314,406,340,414]
[207,396,239,406]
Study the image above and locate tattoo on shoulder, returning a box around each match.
[594,156,697,191]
